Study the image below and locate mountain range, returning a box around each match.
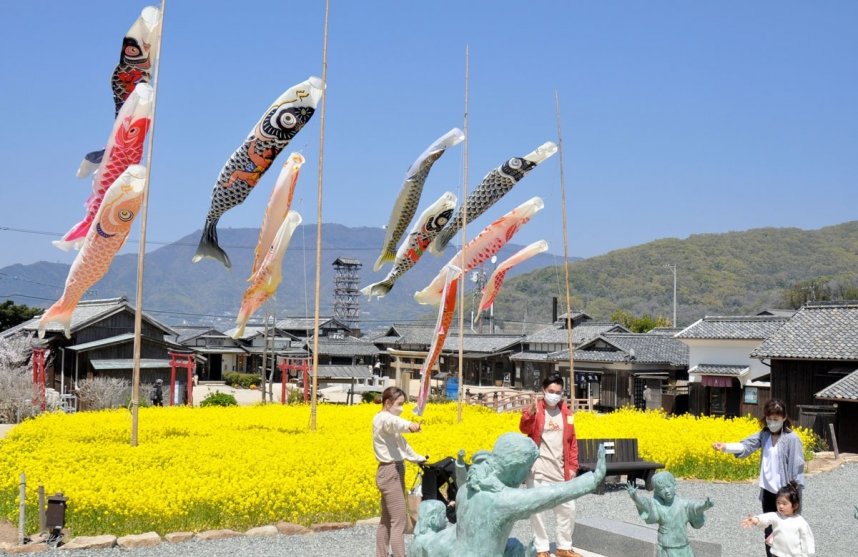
[3,221,857,333]
[491,220,858,327]
[0,225,558,333]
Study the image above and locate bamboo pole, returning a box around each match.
[554,90,576,408]
[131,0,167,446]
[17,473,25,545]
[310,0,330,431]
[457,45,469,424]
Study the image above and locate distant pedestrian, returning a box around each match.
[712,399,805,556]
[151,379,164,406]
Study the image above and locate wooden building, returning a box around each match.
[814,369,858,453]
[2,297,184,394]
[751,301,858,446]
[675,315,789,418]
[551,331,689,411]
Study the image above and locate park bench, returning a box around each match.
[577,438,664,494]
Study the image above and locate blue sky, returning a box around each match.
[1,1,856,272]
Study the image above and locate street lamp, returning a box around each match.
[664,264,677,327]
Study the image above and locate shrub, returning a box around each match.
[200,391,238,407]
[361,391,381,403]
[224,372,259,389]
[76,377,130,410]
[0,334,37,423]
[286,387,305,404]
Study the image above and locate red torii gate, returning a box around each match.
[279,357,311,404]
[32,347,47,411]
[168,351,195,406]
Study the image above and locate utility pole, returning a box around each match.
[664,264,677,327]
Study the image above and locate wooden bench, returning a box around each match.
[577,438,664,494]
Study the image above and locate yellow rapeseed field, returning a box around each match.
[0,404,814,536]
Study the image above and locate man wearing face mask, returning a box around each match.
[519,373,583,557]
[712,398,805,557]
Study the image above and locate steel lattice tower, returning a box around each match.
[332,257,361,330]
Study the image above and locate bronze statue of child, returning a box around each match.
[626,471,714,556]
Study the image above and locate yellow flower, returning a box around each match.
[0,404,814,536]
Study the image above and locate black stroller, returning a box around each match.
[418,456,466,524]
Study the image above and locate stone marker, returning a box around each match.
[195,529,243,541]
[5,543,48,554]
[245,525,278,537]
[275,522,311,535]
[310,522,351,532]
[117,531,162,549]
[60,534,117,550]
[164,531,194,544]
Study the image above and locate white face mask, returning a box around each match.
[543,392,562,407]
[766,419,783,433]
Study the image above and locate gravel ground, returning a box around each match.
[15,463,858,556]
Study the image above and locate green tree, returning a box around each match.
[781,277,833,309]
[610,309,672,333]
[0,300,41,331]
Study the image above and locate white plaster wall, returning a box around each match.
[681,339,770,382]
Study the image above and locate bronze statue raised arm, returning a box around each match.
[409,433,606,557]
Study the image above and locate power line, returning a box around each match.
[0,224,383,251]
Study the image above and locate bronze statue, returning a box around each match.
[409,432,606,557]
[626,471,714,557]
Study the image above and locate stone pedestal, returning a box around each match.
[573,516,721,557]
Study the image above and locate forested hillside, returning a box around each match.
[490,222,858,327]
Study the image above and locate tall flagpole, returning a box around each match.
[457,46,469,424]
[554,90,576,407]
[310,0,330,431]
[131,0,167,447]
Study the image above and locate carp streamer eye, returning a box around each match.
[509,158,522,170]
[276,111,298,129]
[118,209,134,222]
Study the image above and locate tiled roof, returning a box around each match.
[757,309,797,318]
[90,358,172,370]
[384,325,438,347]
[524,322,627,346]
[274,316,343,332]
[377,325,524,355]
[316,365,372,379]
[553,332,688,366]
[751,302,858,360]
[572,323,628,344]
[510,352,551,362]
[4,297,176,338]
[442,334,524,354]
[556,311,592,323]
[67,333,136,351]
[815,369,858,401]
[311,337,380,357]
[675,316,788,340]
[688,364,749,376]
[171,326,225,344]
[647,327,684,336]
